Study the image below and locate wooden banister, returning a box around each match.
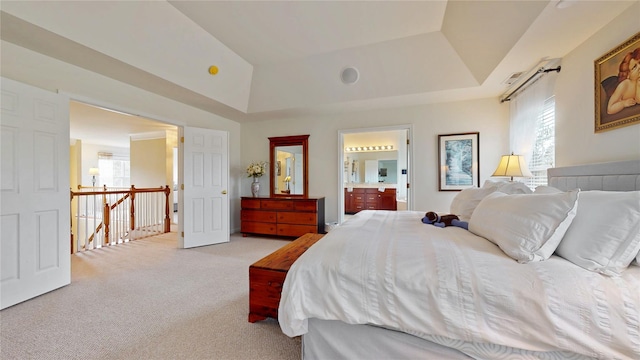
[70,185,171,254]
[163,185,171,233]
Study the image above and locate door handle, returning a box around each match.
[221,190,227,194]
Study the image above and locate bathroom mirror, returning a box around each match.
[269,135,309,197]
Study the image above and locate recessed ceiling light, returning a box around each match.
[341,67,359,85]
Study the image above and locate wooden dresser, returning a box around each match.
[344,187,397,214]
[248,233,324,323]
[241,196,325,237]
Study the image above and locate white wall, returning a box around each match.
[130,138,166,188]
[7,3,637,235]
[555,2,640,167]
[1,41,243,232]
[241,97,509,223]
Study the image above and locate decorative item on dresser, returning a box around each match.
[344,187,396,214]
[246,160,267,197]
[241,196,325,237]
[250,178,260,197]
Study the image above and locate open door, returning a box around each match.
[339,127,412,224]
[179,126,229,248]
[1,77,70,309]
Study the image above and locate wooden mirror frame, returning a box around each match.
[269,134,309,198]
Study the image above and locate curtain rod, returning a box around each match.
[500,66,561,103]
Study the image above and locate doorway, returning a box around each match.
[338,125,412,224]
[69,99,180,237]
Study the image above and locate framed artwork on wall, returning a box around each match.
[594,31,640,133]
[438,132,479,191]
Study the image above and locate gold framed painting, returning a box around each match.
[594,31,640,133]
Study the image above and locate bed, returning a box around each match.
[278,160,640,359]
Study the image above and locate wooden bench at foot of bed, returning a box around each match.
[248,233,325,323]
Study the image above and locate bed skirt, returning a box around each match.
[302,319,471,359]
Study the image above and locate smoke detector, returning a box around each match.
[340,67,359,85]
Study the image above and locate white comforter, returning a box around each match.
[279,210,640,359]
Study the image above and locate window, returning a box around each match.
[524,96,555,189]
[98,152,130,188]
[509,71,558,191]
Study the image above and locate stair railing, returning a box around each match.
[70,185,171,254]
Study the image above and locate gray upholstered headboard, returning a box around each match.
[548,160,640,191]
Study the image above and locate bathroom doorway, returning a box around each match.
[338,125,412,224]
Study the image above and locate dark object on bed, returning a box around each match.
[421,211,468,229]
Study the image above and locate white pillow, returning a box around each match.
[555,191,640,276]
[469,190,579,263]
[483,180,533,195]
[534,185,563,194]
[450,186,496,221]
[450,181,533,221]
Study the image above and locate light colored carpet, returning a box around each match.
[0,232,301,360]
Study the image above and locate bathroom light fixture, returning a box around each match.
[345,145,393,152]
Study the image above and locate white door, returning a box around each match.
[1,77,70,309]
[179,126,229,248]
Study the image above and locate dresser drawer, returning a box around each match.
[277,212,317,225]
[241,198,261,209]
[261,200,293,210]
[241,209,276,223]
[241,196,324,238]
[293,200,318,211]
[277,224,318,237]
[241,221,277,235]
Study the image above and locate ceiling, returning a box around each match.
[1,1,637,146]
[69,101,177,148]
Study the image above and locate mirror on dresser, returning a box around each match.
[269,135,309,197]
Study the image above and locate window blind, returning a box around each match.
[98,152,130,187]
[524,96,555,189]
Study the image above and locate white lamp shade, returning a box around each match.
[89,167,100,176]
[492,154,532,179]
